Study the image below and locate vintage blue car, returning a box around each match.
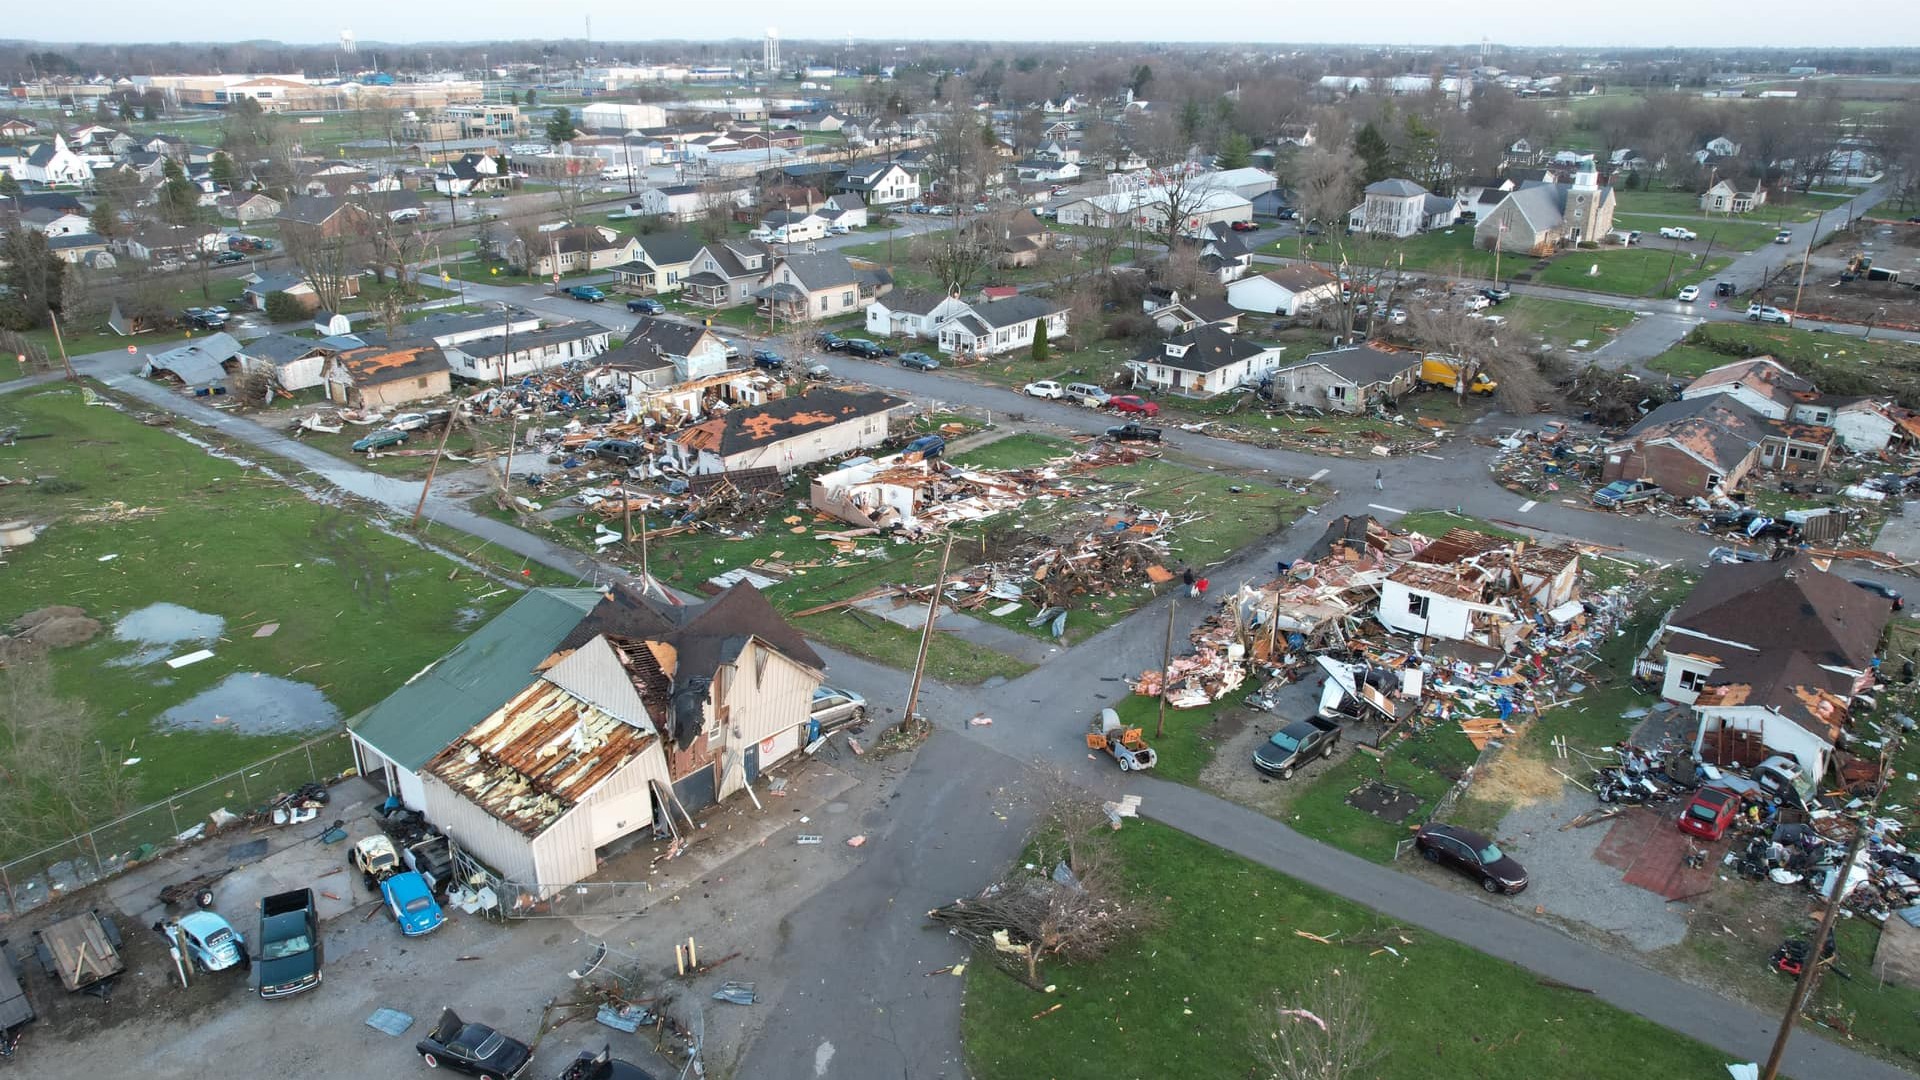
[379,871,445,936]
[174,910,248,973]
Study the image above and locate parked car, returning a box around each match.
[1659,226,1697,241]
[898,351,939,370]
[1250,716,1341,780]
[1746,303,1792,325]
[1479,287,1512,303]
[1774,229,1794,245]
[717,337,741,359]
[1023,380,1064,399]
[751,349,786,370]
[1678,786,1742,841]
[1064,383,1110,407]
[1715,281,1738,298]
[555,1047,654,1080]
[415,1009,533,1079]
[171,910,248,973]
[379,871,445,936]
[1105,422,1163,443]
[214,250,246,265]
[625,298,664,314]
[904,434,945,458]
[1276,207,1299,220]
[387,412,431,432]
[818,332,848,351]
[1676,285,1700,302]
[810,685,867,732]
[255,889,322,999]
[1108,395,1159,417]
[1229,220,1259,232]
[804,362,833,380]
[844,339,887,359]
[564,285,606,303]
[584,439,644,466]
[1591,479,1661,508]
[351,429,408,453]
[1849,578,1905,611]
[349,834,403,886]
[1413,823,1529,894]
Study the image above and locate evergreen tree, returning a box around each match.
[88,199,118,238]
[545,107,576,145]
[1216,133,1253,171]
[1353,123,1393,184]
[1030,318,1050,364]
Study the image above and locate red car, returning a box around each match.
[1109,395,1159,417]
[1229,220,1259,232]
[1678,786,1741,841]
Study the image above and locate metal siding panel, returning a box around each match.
[421,775,539,885]
[533,807,598,888]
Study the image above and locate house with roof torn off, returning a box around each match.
[1377,529,1582,653]
[665,387,907,474]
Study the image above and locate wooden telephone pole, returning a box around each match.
[409,402,463,528]
[903,535,955,723]
[1155,593,1175,738]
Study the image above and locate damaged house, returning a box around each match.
[1129,325,1282,398]
[1377,529,1582,653]
[1636,554,1890,779]
[1268,343,1421,415]
[1602,392,1835,499]
[809,452,1052,537]
[665,387,907,474]
[362,583,824,893]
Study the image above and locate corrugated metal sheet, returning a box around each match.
[420,773,540,885]
[544,637,653,730]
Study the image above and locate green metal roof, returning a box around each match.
[349,587,603,772]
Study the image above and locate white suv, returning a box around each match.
[1746,303,1792,326]
[1022,380,1064,399]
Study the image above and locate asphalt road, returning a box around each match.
[15,353,1911,1080]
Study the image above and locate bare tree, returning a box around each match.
[694,181,737,244]
[1250,978,1386,1080]
[1401,304,1554,413]
[281,211,374,315]
[1292,145,1362,233]
[0,641,140,850]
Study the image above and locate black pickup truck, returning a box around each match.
[256,889,322,999]
[1105,422,1164,443]
[1251,716,1342,779]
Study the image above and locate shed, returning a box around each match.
[314,311,352,336]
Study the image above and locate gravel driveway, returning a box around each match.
[1494,789,1692,951]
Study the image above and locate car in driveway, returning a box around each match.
[1108,395,1159,417]
[1592,479,1662,508]
[625,297,665,314]
[1250,716,1341,779]
[415,1009,533,1078]
[583,438,644,466]
[810,685,867,732]
[1413,823,1529,894]
[1022,380,1064,399]
[1658,226,1698,241]
[1676,285,1700,302]
[351,428,408,453]
[904,434,945,458]
[1746,303,1792,325]
[898,351,939,370]
[1678,786,1742,841]
[1849,578,1905,610]
[564,285,607,302]
[379,870,444,936]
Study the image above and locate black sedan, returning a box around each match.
[416,1009,532,1079]
[1413,823,1528,895]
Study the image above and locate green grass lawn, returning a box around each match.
[1499,296,1632,352]
[961,820,1735,1080]
[24,279,255,362]
[1650,321,1920,406]
[949,433,1074,470]
[1528,247,1732,299]
[0,386,518,854]
[1612,214,1783,253]
[1615,188,1849,226]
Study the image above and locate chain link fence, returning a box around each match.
[0,731,353,918]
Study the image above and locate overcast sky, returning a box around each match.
[11,1,1914,50]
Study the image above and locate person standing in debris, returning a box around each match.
[1182,567,1196,596]
[1374,467,1384,490]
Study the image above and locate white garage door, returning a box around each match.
[592,787,653,848]
[758,724,802,771]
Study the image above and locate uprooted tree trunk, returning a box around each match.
[927,763,1160,985]
[1251,976,1387,1080]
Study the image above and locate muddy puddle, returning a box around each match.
[109,603,226,666]
[156,673,340,734]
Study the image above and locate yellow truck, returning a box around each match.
[1420,355,1497,396]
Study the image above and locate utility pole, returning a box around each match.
[903,534,955,723]
[410,402,462,527]
[1793,210,1823,314]
[501,412,518,497]
[1759,736,1897,1080]
[1155,592,1175,739]
[47,309,77,383]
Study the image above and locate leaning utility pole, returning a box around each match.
[47,309,77,383]
[1759,735,1898,1080]
[1155,593,1176,738]
[409,403,462,528]
[903,534,955,723]
[1793,211,1822,314]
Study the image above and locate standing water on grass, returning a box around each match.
[109,603,226,666]
[157,673,341,734]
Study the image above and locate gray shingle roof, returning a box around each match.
[968,293,1063,329]
[1138,325,1269,373]
[239,333,326,365]
[1292,343,1420,386]
[774,252,860,291]
[1364,178,1427,198]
